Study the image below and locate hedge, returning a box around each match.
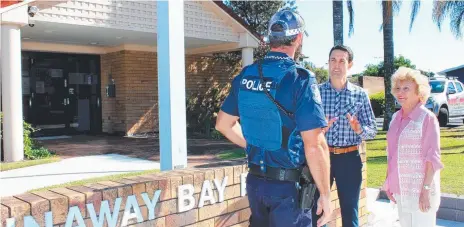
[369,91,385,117]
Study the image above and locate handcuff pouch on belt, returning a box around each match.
[258,61,316,210]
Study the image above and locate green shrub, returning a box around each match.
[26,147,53,160]
[211,129,224,140]
[186,85,230,138]
[23,120,36,158]
[369,92,385,117]
[1,112,54,160]
[23,121,54,159]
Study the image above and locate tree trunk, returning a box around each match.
[333,0,344,45]
[382,1,395,131]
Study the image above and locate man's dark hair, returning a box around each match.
[329,45,354,63]
[268,23,298,48]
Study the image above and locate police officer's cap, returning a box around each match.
[267,9,308,40]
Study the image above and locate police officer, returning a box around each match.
[215,9,332,227]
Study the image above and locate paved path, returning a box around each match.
[37,135,238,167]
[366,188,464,227]
[0,154,159,197]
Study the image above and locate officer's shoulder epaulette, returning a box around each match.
[295,65,316,79]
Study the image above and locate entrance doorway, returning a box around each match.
[22,52,102,136]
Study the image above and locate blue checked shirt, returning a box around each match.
[319,81,377,147]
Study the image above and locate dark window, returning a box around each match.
[429,81,445,93]
[448,82,456,93]
[455,82,463,93]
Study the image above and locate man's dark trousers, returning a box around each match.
[312,150,363,227]
[246,173,313,227]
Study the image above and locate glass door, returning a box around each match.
[23,51,101,136]
[67,55,101,134]
[29,58,71,133]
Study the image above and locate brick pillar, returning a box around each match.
[327,141,368,227]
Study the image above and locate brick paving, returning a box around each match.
[38,135,241,167]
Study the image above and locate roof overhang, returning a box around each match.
[17,0,260,55]
[210,1,262,44]
[439,64,464,74]
[0,0,25,11]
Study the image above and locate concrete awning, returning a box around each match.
[18,0,260,55]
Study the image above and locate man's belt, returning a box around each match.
[248,164,301,182]
[329,145,358,154]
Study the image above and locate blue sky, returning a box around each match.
[296,0,463,75]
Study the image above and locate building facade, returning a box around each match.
[1,0,259,162]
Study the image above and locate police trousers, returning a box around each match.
[312,150,363,227]
[246,173,313,227]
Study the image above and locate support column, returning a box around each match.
[1,24,24,162]
[157,0,187,171]
[241,47,254,67]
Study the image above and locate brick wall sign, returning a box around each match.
[1,161,368,227]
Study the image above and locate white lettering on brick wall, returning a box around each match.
[240,173,248,197]
[88,199,121,227]
[178,184,195,212]
[65,206,86,227]
[142,190,161,220]
[121,195,144,226]
[214,176,228,203]
[5,174,248,227]
[198,180,215,208]
[23,212,52,227]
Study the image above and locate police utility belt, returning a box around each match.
[249,164,301,182]
[247,61,317,209]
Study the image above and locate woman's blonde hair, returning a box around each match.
[391,66,431,104]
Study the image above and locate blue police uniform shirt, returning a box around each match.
[220,51,327,169]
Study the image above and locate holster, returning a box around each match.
[298,165,317,210]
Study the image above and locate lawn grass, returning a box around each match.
[0,157,61,171]
[216,127,464,195]
[29,169,160,192]
[217,148,246,160]
[366,127,464,195]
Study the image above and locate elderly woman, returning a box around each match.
[383,67,444,227]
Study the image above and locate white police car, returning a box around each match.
[428,76,464,126]
[396,76,464,126]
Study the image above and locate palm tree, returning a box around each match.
[432,0,464,39]
[332,0,354,45]
[381,0,423,130]
[381,1,397,131]
[382,0,462,130]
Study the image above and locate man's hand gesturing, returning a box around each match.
[324,116,338,134]
[346,113,362,134]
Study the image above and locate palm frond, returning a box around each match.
[433,0,464,39]
[392,0,402,16]
[433,0,449,31]
[409,0,421,32]
[379,0,403,32]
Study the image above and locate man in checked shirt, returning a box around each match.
[312,45,377,227]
